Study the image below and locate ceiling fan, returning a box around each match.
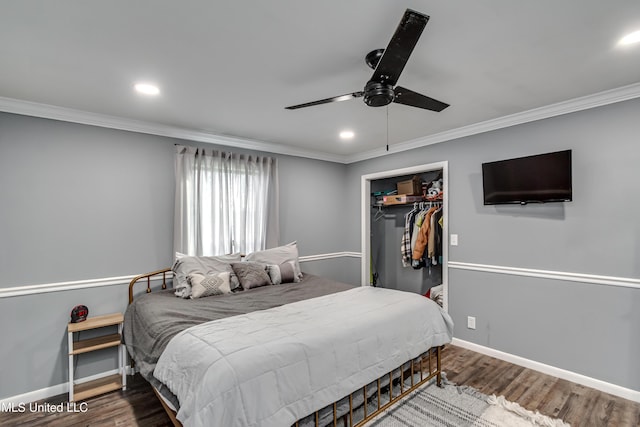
[285,9,449,112]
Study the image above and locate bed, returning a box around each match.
[124,246,453,427]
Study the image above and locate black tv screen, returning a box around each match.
[482,150,572,205]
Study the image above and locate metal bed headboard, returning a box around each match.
[128,268,172,304]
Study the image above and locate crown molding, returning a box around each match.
[0,97,344,164]
[3,81,640,165]
[345,82,640,163]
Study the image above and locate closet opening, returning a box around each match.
[361,161,448,312]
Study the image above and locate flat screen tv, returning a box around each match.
[482,150,572,205]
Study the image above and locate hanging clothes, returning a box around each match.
[401,202,443,269]
[427,208,437,261]
[428,207,443,265]
[412,206,438,267]
[400,204,419,267]
[433,208,443,265]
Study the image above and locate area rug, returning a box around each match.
[364,375,570,427]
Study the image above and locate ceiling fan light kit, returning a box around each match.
[365,48,385,70]
[285,9,450,113]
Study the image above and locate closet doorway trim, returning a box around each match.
[361,161,449,312]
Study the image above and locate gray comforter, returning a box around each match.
[123,274,354,404]
[154,286,453,427]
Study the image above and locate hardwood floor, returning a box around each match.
[1,345,637,426]
[441,346,640,427]
[0,374,172,427]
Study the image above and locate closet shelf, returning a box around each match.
[374,198,443,208]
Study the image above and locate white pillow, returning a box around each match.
[172,253,242,298]
[266,261,302,285]
[245,242,302,280]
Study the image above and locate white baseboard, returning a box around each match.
[452,338,640,403]
[0,367,130,406]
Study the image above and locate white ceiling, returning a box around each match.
[2,1,640,162]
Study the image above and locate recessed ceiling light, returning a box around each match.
[134,83,160,95]
[618,30,640,46]
[339,130,355,140]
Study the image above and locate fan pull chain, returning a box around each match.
[386,106,389,151]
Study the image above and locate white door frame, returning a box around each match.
[360,161,449,312]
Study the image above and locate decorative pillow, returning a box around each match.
[245,242,303,280]
[172,253,242,298]
[188,272,232,299]
[231,262,272,290]
[229,273,242,292]
[266,261,302,285]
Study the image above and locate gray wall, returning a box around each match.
[0,114,175,286]
[2,95,639,399]
[345,98,640,391]
[0,112,351,399]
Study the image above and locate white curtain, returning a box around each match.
[174,145,279,256]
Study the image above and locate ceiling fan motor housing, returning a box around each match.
[364,80,395,107]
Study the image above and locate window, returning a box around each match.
[174,146,278,256]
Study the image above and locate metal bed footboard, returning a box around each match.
[294,345,442,427]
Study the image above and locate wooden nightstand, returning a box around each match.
[67,313,127,402]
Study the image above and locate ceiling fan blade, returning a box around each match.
[393,86,449,112]
[285,92,364,110]
[370,9,429,87]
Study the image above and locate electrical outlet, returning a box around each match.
[467,316,476,330]
[450,234,458,246]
